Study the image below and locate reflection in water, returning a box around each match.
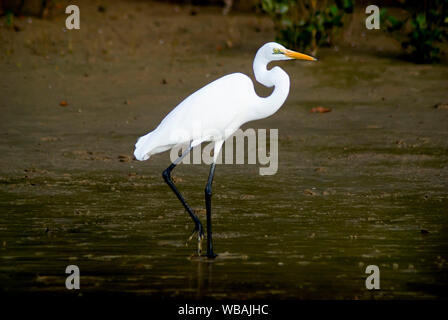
[192,257,215,299]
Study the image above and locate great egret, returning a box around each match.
[134,42,316,258]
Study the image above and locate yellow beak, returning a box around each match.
[282,49,317,61]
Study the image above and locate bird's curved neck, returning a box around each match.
[252,55,290,120]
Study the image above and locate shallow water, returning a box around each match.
[1,100,447,299]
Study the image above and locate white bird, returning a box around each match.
[134,42,316,258]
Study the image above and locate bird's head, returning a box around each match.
[259,42,317,62]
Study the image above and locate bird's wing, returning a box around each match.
[157,73,257,141]
[135,73,258,160]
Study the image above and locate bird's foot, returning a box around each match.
[206,252,218,259]
[186,225,205,256]
[198,233,204,256]
[186,226,204,244]
[186,228,197,245]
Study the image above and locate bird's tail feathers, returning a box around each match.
[134,132,155,161]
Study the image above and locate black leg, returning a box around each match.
[162,148,204,254]
[205,163,217,258]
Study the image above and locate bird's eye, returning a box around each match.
[272,48,283,55]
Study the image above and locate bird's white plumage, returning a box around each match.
[134,42,309,162]
[134,73,256,161]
